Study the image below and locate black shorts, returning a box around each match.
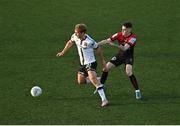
[110,53,134,67]
[78,61,97,77]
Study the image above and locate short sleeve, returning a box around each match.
[70,34,76,42]
[89,38,98,49]
[87,35,99,49]
[92,41,98,49]
[128,37,136,46]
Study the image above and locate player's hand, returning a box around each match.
[56,51,64,57]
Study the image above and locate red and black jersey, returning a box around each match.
[110,32,137,46]
[110,32,137,58]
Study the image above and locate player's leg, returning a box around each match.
[77,65,89,85]
[100,62,115,84]
[125,64,142,99]
[77,72,86,85]
[77,73,99,84]
[85,76,101,84]
[87,70,108,107]
[100,54,121,84]
[77,63,101,85]
[125,64,139,89]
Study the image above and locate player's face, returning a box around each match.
[122,26,132,37]
[75,28,85,39]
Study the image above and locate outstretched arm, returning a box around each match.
[98,38,112,46]
[56,40,74,57]
[96,46,106,68]
[99,39,130,51]
[108,42,130,51]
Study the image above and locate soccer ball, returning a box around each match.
[30,86,42,97]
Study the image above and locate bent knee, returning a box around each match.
[126,70,133,76]
[88,76,96,81]
[103,63,114,72]
[103,67,109,72]
[77,80,85,85]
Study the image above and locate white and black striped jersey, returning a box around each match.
[70,33,98,65]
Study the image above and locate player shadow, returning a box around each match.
[47,91,180,107]
[54,95,96,101]
[108,94,180,107]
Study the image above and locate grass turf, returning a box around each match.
[0,0,180,124]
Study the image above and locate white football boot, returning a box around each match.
[135,89,142,100]
[101,100,109,107]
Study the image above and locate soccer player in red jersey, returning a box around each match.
[98,22,142,99]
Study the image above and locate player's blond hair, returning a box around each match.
[75,23,87,33]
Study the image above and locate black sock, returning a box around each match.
[100,71,108,84]
[129,74,139,90]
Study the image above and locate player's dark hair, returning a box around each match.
[122,22,133,28]
[75,23,87,33]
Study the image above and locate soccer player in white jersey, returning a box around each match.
[56,23,108,107]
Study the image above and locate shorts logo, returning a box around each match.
[86,63,92,69]
[111,57,116,61]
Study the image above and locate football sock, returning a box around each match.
[100,71,108,84]
[97,84,107,101]
[129,74,139,90]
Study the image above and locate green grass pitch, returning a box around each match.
[0,0,180,124]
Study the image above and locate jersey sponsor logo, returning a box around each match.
[129,38,136,44]
[83,42,88,48]
[84,42,87,46]
[78,41,87,49]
